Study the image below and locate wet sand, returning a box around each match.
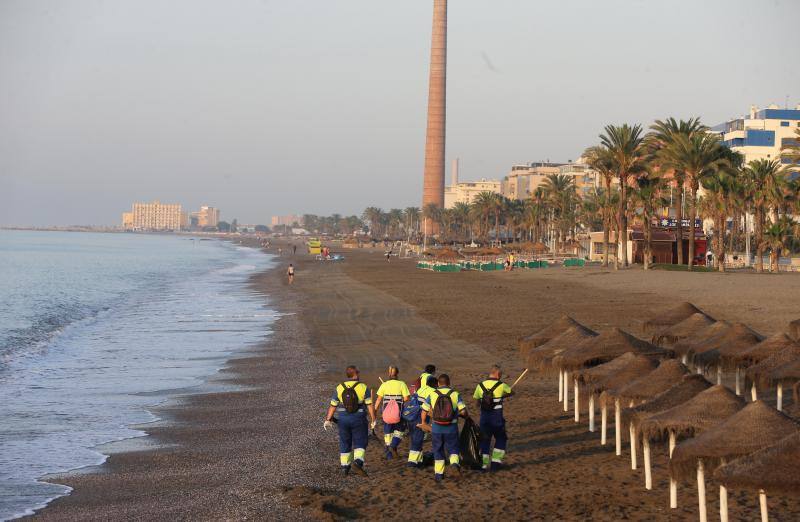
[34,243,800,520]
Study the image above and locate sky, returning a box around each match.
[1,0,798,226]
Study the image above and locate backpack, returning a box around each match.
[402,394,422,422]
[432,390,456,425]
[341,382,360,414]
[382,399,401,424]
[479,381,502,412]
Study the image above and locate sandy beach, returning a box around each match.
[34,243,800,521]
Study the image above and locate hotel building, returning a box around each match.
[271,215,302,227]
[123,201,186,231]
[716,104,800,168]
[444,178,502,208]
[191,206,220,228]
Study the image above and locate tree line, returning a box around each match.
[302,123,799,273]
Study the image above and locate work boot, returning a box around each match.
[406,462,418,469]
[490,462,502,472]
[450,464,462,477]
[341,466,351,476]
[391,446,399,458]
[434,473,443,482]
[384,448,393,460]
[351,460,368,476]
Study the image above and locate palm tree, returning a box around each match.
[542,174,578,251]
[362,207,383,237]
[742,159,787,272]
[649,118,708,266]
[763,217,793,273]
[403,207,420,238]
[631,173,668,270]
[657,132,725,269]
[472,191,501,242]
[699,149,742,272]
[422,203,441,242]
[505,198,526,243]
[599,124,648,267]
[584,145,618,267]
[451,202,472,241]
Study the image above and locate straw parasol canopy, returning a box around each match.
[573,352,658,396]
[745,345,800,389]
[624,374,713,430]
[690,322,764,370]
[732,333,800,369]
[525,324,598,372]
[671,321,731,358]
[714,431,800,497]
[519,315,587,357]
[669,401,800,481]
[643,302,710,335]
[554,328,669,372]
[789,319,800,342]
[601,359,690,408]
[638,385,745,442]
[653,313,716,347]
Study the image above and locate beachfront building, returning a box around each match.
[502,162,563,200]
[444,178,502,208]
[559,161,603,197]
[715,104,800,169]
[124,201,186,231]
[191,206,220,228]
[271,214,302,227]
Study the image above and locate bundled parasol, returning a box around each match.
[670,401,799,522]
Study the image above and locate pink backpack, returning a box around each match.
[382,399,401,424]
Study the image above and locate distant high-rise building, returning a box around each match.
[191,206,220,228]
[124,201,185,231]
[271,215,302,227]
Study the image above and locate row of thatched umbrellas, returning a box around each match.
[519,305,800,522]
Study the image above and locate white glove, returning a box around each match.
[370,420,377,430]
[323,420,333,431]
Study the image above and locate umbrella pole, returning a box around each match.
[558,370,563,402]
[735,368,741,396]
[563,372,570,412]
[719,458,729,522]
[574,378,580,423]
[716,366,722,385]
[589,395,595,432]
[777,384,783,412]
[615,399,622,456]
[669,431,677,509]
[758,490,768,522]
[697,460,708,522]
[643,437,652,490]
[601,403,608,445]
[751,383,758,401]
[629,423,637,470]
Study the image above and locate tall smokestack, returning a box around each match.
[451,158,459,186]
[422,0,447,234]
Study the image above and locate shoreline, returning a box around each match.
[28,241,800,520]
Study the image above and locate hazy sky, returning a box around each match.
[1,0,798,226]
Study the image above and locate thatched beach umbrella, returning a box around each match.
[789,318,800,342]
[671,321,731,361]
[715,432,800,522]
[653,312,716,347]
[573,353,658,433]
[638,385,744,506]
[690,323,763,385]
[600,360,690,448]
[519,314,586,358]
[524,322,597,407]
[644,302,710,335]
[670,401,799,522]
[730,333,799,396]
[745,345,800,410]
[555,329,668,427]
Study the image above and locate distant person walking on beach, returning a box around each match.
[293,244,297,256]
[374,366,410,459]
[324,366,377,476]
[277,247,282,256]
[473,365,513,471]
[385,250,391,262]
[287,264,295,284]
[406,375,437,468]
[421,374,468,481]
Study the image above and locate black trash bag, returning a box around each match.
[459,417,483,470]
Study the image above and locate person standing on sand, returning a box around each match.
[473,365,513,471]
[293,244,297,256]
[420,374,468,481]
[406,375,437,468]
[324,366,377,476]
[287,264,295,284]
[374,366,410,459]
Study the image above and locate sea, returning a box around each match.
[0,230,276,520]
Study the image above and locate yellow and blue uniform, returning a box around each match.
[376,379,410,454]
[473,379,512,469]
[330,380,372,469]
[423,387,466,479]
[407,381,436,466]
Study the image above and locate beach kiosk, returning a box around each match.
[307,238,322,255]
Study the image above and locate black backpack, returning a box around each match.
[341,382,360,413]
[479,381,502,412]
[432,389,456,425]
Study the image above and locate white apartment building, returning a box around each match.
[716,104,800,169]
[444,178,502,208]
[502,162,563,200]
[126,201,185,231]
